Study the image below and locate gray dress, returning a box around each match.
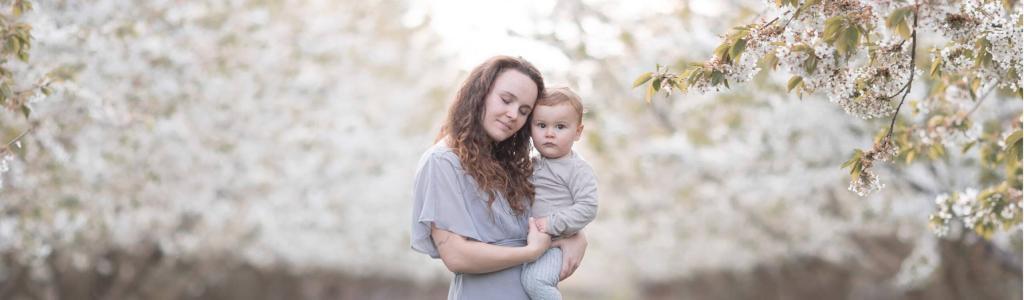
[411,141,531,300]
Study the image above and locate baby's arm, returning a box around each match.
[546,162,598,236]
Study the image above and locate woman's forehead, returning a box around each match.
[492,70,538,103]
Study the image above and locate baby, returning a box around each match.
[521,87,599,300]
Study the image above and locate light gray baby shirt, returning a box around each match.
[530,151,598,237]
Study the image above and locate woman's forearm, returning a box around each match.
[432,226,542,274]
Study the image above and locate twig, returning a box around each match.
[965,84,998,117]
[885,4,919,142]
[2,125,32,150]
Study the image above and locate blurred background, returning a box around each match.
[0,0,1020,299]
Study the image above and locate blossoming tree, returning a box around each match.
[0,0,51,188]
[634,0,1022,239]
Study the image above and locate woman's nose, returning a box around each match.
[506,109,518,121]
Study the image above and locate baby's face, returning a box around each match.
[530,103,582,159]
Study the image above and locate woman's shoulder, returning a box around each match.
[418,140,463,170]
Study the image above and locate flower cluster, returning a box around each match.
[839,42,913,119]
[930,187,1023,237]
[848,138,899,197]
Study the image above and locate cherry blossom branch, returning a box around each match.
[885,4,919,142]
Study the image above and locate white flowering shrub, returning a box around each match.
[0,0,455,294]
[635,0,1023,239]
[0,0,52,189]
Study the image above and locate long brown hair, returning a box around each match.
[438,56,544,215]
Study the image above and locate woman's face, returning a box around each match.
[481,70,538,142]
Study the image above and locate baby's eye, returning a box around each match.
[556,124,566,130]
[537,123,546,128]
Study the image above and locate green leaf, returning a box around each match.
[803,55,818,74]
[9,38,20,55]
[975,38,993,67]
[632,72,653,88]
[787,76,804,93]
[715,42,732,62]
[961,141,977,154]
[1005,129,1022,160]
[843,27,860,55]
[929,143,946,159]
[652,77,663,92]
[885,8,904,29]
[849,160,863,181]
[0,83,11,99]
[19,104,29,118]
[730,38,747,63]
[886,7,913,39]
[841,149,864,169]
[929,56,942,77]
[644,82,655,103]
[710,70,723,86]
[762,52,779,70]
[895,21,911,39]
[823,16,845,43]
[671,77,687,93]
[1006,130,1023,147]
[792,43,812,53]
[687,67,703,84]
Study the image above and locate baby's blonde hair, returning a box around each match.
[537,87,584,124]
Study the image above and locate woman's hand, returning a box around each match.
[527,217,552,259]
[552,230,587,281]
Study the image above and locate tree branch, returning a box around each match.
[1,124,31,150]
[965,84,998,117]
[885,4,919,143]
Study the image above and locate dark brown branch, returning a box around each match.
[885,4,919,142]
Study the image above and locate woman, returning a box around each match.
[411,55,588,299]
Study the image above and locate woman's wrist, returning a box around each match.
[526,243,545,259]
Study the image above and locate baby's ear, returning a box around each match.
[575,124,584,141]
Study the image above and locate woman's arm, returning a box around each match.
[431,217,551,274]
[551,230,588,281]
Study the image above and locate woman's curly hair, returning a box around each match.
[438,56,544,215]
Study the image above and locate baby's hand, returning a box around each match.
[535,217,550,234]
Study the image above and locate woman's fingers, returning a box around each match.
[560,262,571,280]
[559,255,578,280]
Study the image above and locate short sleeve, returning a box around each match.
[410,151,484,259]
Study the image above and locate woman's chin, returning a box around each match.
[485,130,510,143]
